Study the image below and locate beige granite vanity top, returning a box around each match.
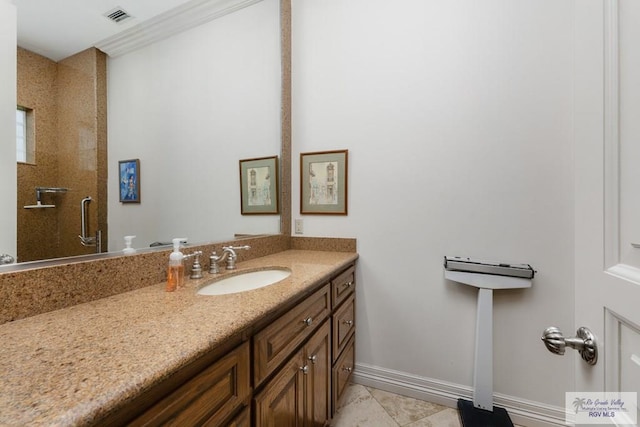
[0,250,358,426]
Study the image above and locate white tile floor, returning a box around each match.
[332,384,525,427]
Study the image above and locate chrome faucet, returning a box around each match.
[209,245,251,273]
[183,251,203,279]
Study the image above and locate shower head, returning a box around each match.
[24,186,68,209]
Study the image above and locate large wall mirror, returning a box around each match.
[2,0,290,268]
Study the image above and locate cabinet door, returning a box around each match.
[255,352,305,427]
[303,321,331,427]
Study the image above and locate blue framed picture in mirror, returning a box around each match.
[119,159,140,203]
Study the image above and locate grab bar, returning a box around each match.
[80,196,92,244]
[79,197,102,253]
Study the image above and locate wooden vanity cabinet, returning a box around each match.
[213,406,250,427]
[254,263,356,427]
[130,341,251,427]
[331,265,355,308]
[304,320,331,426]
[254,320,331,427]
[253,284,331,387]
[117,262,356,427]
[332,335,355,412]
[332,293,355,363]
[330,265,356,417]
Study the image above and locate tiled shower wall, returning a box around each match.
[16,48,58,261]
[16,47,107,262]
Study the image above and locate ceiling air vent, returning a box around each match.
[104,7,133,24]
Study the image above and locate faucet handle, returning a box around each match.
[183,251,203,279]
[209,252,222,274]
[190,251,203,279]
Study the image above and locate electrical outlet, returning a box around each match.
[295,219,304,234]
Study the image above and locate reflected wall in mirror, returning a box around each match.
[9,0,282,264]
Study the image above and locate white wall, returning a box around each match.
[107,0,280,250]
[0,0,17,258]
[292,0,575,412]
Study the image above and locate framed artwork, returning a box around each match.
[300,149,348,215]
[119,159,140,203]
[239,156,279,215]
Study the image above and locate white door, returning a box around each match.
[574,0,640,416]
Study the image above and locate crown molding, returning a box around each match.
[95,0,263,58]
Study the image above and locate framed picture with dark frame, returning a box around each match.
[300,149,348,215]
[119,159,140,203]
[239,155,279,215]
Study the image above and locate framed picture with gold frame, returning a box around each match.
[300,149,348,215]
[239,156,279,215]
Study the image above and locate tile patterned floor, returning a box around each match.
[332,384,525,427]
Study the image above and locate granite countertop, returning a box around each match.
[0,250,358,426]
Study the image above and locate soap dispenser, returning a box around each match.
[123,235,137,255]
[166,238,186,292]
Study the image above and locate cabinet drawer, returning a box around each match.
[332,293,355,363]
[331,265,355,309]
[332,335,355,417]
[132,341,250,427]
[254,284,331,386]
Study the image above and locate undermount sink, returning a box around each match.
[197,268,291,296]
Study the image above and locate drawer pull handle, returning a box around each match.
[343,281,353,288]
[342,366,353,373]
[300,365,309,374]
[303,317,313,326]
[308,355,317,364]
[343,320,354,326]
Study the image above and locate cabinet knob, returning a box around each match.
[302,317,313,326]
[342,366,352,373]
[343,281,353,288]
[343,320,353,326]
[300,365,309,374]
[308,355,317,364]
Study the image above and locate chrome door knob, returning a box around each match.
[542,326,598,365]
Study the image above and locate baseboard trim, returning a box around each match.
[352,363,567,427]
